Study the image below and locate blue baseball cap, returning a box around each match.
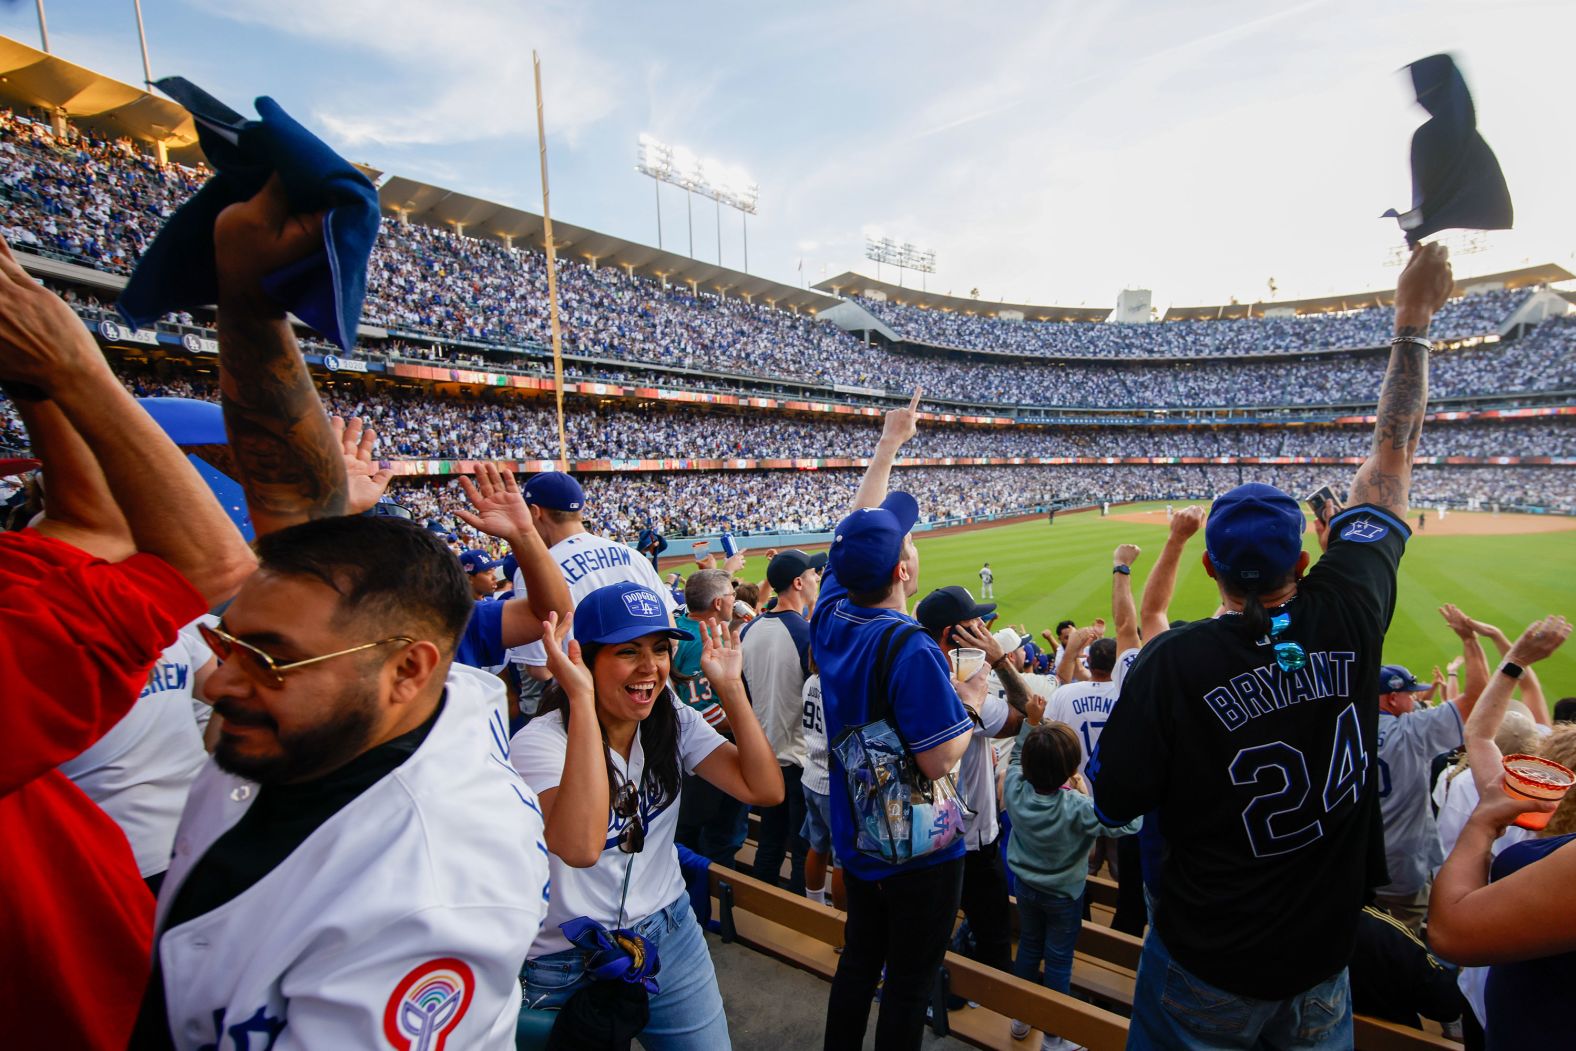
[827,491,920,592]
[1379,664,1432,694]
[458,549,502,576]
[523,471,584,512]
[425,519,458,542]
[500,553,519,582]
[1205,483,1306,588]
[575,582,695,645]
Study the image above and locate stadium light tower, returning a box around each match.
[636,134,759,270]
[864,236,937,291]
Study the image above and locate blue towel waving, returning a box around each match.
[118,77,379,353]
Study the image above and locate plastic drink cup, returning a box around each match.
[950,647,986,683]
[1502,753,1574,830]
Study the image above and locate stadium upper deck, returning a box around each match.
[0,40,1571,422]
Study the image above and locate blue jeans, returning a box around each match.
[1013,882,1083,1028]
[522,895,730,1050]
[1128,932,1352,1050]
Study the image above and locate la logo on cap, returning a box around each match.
[622,589,662,618]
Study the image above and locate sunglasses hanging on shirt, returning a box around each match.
[1260,611,1309,674]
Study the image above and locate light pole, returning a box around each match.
[35,0,49,52]
[635,134,757,271]
[132,0,154,90]
[864,236,937,289]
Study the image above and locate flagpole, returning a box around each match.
[533,50,568,471]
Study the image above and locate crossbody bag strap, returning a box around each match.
[865,620,926,755]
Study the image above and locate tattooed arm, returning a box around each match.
[215,175,347,537]
[1347,244,1453,519]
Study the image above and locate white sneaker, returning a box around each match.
[1009,1019,1031,1040]
[1041,1037,1085,1051]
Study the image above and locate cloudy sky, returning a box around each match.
[8,0,1574,309]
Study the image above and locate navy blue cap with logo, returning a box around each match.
[575,582,696,645]
[827,491,919,592]
[1205,483,1306,588]
[1379,664,1433,695]
[500,553,519,583]
[458,549,502,576]
[523,471,585,512]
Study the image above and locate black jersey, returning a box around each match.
[1090,504,1409,1000]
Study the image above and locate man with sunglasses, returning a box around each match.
[1091,243,1454,1049]
[126,174,566,1049]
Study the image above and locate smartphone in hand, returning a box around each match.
[1304,484,1344,525]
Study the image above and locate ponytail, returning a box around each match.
[1236,589,1272,641]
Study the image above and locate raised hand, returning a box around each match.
[0,236,107,395]
[1505,615,1572,667]
[1113,543,1141,567]
[1025,693,1047,726]
[879,388,923,449]
[1438,603,1476,640]
[952,618,1005,665]
[1169,506,1205,541]
[723,551,746,576]
[699,618,744,687]
[539,611,592,704]
[214,174,326,314]
[1394,242,1454,329]
[331,415,394,514]
[455,463,537,542]
[1090,618,1107,639]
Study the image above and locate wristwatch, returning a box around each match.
[1112,564,1131,575]
[1501,661,1524,680]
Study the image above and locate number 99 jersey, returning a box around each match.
[1089,504,1409,1001]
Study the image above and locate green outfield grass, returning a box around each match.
[735,502,1576,702]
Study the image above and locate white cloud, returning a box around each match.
[187,0,620,147]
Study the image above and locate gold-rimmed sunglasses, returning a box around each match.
[199,622,414,689]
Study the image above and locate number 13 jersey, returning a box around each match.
[1090,504,1409,1000]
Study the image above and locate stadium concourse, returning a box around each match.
[4,41,1576,1051]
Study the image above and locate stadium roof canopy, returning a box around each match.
[1162,263,1575,321]
[813,272,1111,322]
[0,35,198,156]
[379,175,838,314]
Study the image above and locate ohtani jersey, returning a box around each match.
[1091,504,1408,1000]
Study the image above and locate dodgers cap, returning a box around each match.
[827,491,919,593]
[1379,664,1432,694]
[915,585,997,631]
[523,471,585,512]
[1205,483,1306,589]
[500,553,519,582]
[458,549,502,576]
[574,582,695,646]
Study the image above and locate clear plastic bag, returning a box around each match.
[833,717,965,864]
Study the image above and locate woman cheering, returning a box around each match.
[511,581,783,1050]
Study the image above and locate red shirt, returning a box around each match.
[0,530,207,1051]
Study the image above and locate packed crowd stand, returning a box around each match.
[5,80,1576,1051]
[4,106,1576,416]
[858,288,1525,359]
[385,463,1576,547]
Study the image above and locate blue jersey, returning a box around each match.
[810,566,971,880]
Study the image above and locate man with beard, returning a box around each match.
[125,174,565,1048]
